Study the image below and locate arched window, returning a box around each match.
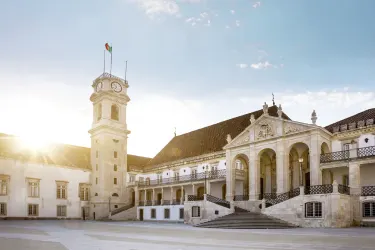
[111,104,119,121]
[97,103,102,121]
[112,193,119,197]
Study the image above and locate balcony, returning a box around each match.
[320,146,375,163]
[137,169,226,187]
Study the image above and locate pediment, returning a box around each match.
[224,114,319,149]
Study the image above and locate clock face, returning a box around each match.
[111,82,122,93]
[96,82,103,92]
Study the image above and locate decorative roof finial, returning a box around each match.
[311,110,317,125]
[263,102,269,115]
[250,114,256,124]
[277,104,283,118]
[174,127,177,137]
[226,134,232,143]
[272,93,275,106]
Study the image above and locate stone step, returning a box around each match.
[195,211,296,229]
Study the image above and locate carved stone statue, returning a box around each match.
[250,114,256,124]
[226,134,232,143]
[263,102,269,115]
[311,110,317,125]
[277,104,283,118]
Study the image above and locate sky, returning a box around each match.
[0,0,375,157]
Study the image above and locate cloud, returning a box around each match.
[235,20,240,27]
[250,61,273,69]
[230,10,235,14]
[132,0,202,18]
[253,1,261,8]
[185,11,212,27]
[236,63,248,69]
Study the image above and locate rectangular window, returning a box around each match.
[96,164,98,171]
[305,202,322,218]
[164,208,170,219]
[28,180,39,197]
[0,179,7,195]
[0,203,6,216]
[151,208,156,219]
[79,185,89,201]
[343,143,350,151]
[96,178,98,185]
[157,174,162,183]
[179,208,184,219]
[114,164,118,171]
[129,175,135,182]
[174,172,179,181]
[56,182,68,199]
[192,206,200,217]
[343,175,349,186]
[191,169,197,179]
[363,202,375,217]
[114,151,118,158]
[57,205,67,217]
[28,204,39,216]
[96,151,99,158]
[114,178,117,185]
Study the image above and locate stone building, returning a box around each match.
[0,72,375,228]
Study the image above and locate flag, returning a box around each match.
[105,43,112,53]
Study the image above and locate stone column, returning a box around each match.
[265,164,272,193]
[192,184,195,195]
[143,190,147,205]
[135,187,139,205]
[349,162,361,225]
[206,181,211,195]
[310,133,322,185]
[276,139,287,194]
[161,188,164,205]
[225,149,233,201]
[249,146,260,200]
[181,186,184,204]
[293,161,300,189]
[152,189,155,205]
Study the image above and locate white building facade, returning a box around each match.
[1,72,375,228]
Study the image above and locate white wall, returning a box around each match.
[360,163,375,186]
[331,140,342,152]
[358,134,375,148]
[137,205,184,221]
[0,158,90,218]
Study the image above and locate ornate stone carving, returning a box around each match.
[333,126,340,133]
[340,124,347,131]
[256,121,274,139]
[284,125,301,135]
[366,119,374,126]
[233,133,250,146]
[348,122,356,130]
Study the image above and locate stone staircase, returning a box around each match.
[195,207,297,229]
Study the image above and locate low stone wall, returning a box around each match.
[110,206,137,221]
[234,200,262,212]
[184,200,232,225]
[263,193,353,228]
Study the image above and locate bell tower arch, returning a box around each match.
[89,72,131,219]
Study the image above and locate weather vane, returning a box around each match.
[272,93,275,106]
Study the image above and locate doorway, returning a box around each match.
[197,187,204,198]
[93,212,96,220]
[260,178,264,199]
[222,184,226,200]
[131,191,135,205]
[305,172,310,187]
[139,209,144,221]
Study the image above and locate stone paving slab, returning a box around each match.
[0,220,375,250]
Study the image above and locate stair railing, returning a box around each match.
[110,203,134,216]
[265,187,300,207]
[206,194,230,209]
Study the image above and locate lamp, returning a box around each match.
[298,158,303,186]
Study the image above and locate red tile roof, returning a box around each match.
[145,105,290,167]
[324,108,375,133]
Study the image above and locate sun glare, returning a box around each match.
[19,135,51,152]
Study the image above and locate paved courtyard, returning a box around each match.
[0,220,375,250]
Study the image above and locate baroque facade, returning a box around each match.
[0,72,375,228]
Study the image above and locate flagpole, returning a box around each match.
[103,49,106,74]
[110,43,113,77]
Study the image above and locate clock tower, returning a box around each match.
[88,72,130,219]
